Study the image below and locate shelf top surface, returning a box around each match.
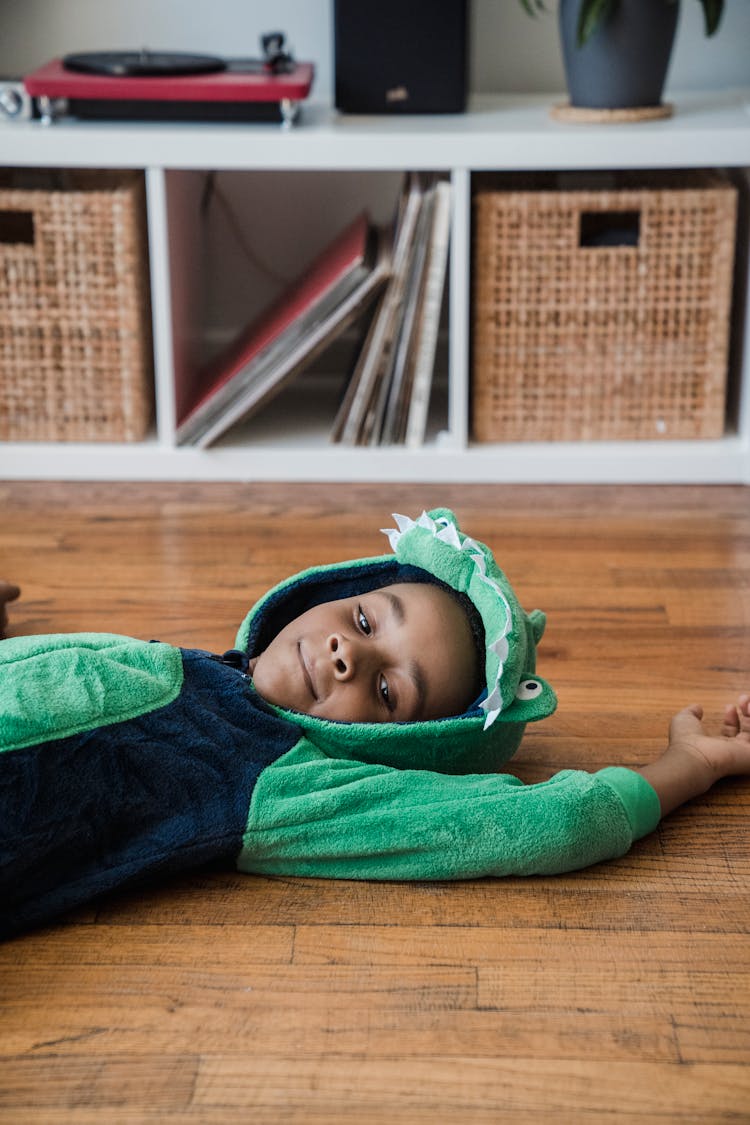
[3,89,749,170]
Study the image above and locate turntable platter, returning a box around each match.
[63,50,227,78]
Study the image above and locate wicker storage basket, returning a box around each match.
[471,170,737,442]
[0,169,153,442]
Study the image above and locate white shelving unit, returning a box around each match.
[1,89,749,482]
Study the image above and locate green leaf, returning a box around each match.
[699,0,724,37]
[521,0,723,40]
[577,0,618,47]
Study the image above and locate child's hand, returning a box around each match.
[636,693,750,818]
[0,581,20,638]
[670,694,750,783]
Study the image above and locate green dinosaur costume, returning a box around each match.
[0,509,660,938]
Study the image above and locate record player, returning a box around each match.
[23,34,315,127]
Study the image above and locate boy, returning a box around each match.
[1,508,748,939]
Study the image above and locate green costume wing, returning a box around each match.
[0,633,184,753]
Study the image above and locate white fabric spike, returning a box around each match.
[482,685,503,714]
[470,551,488,576]
[483,709,501,731]
[381,528,401,551]
[381,513,415,549]
[435,522,462,549]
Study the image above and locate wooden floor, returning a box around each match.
[1,481,749,1123]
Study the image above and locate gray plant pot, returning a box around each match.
[559,0,679,109]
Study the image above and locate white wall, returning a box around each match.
[1,0,748,100]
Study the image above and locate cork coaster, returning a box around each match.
[551,102,674,124]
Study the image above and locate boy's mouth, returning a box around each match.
[297,641,318,701]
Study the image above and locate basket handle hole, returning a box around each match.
[579,210,640,248]
[0,210,35,245]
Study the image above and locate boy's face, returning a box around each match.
[249,582,479,724]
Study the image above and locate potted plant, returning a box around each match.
[520,0,724,113]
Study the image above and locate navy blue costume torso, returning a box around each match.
[1,649,300,937]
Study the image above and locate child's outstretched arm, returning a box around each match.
[635,693,750,817]
[240,695,750,882]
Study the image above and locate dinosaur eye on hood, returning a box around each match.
[515,678,544,701]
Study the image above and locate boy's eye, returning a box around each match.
[357,606,371,635]
[378,674,393,710]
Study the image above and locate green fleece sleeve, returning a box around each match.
[238,741,662,880]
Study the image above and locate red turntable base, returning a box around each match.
[24,50,315,127]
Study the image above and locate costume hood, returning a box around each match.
[236,508,556,775]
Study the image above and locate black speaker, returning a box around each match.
[334,0,468,115]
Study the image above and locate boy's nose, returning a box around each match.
[328,633,356,680]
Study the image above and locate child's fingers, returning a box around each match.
[722,694,750,740]
[737,694,750,737]
[721,704,740,738]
